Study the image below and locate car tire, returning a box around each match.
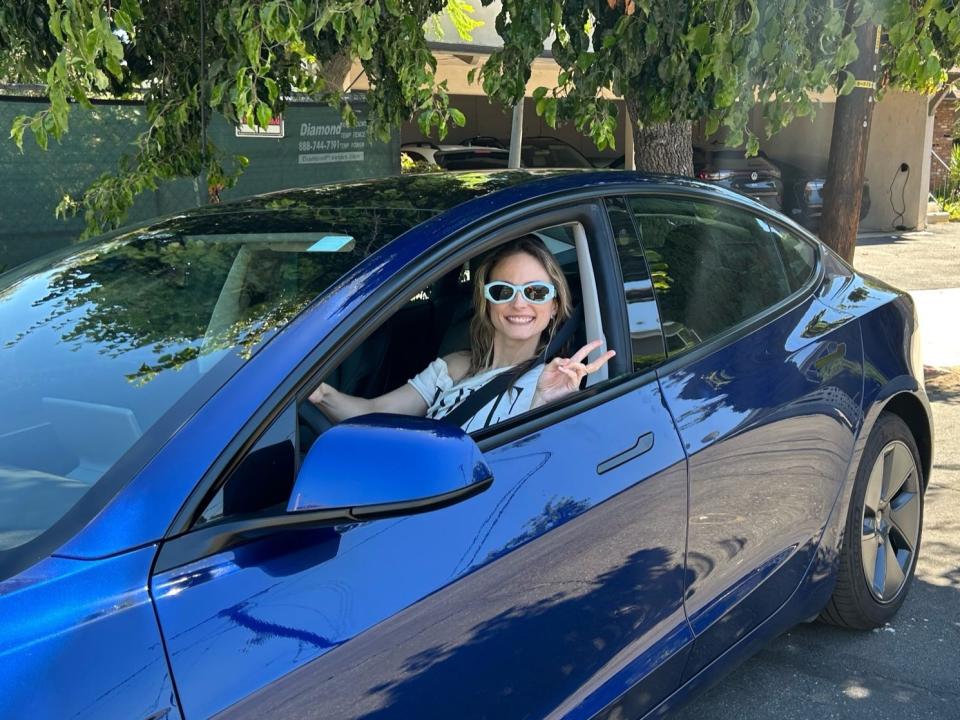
[820,412,924,629]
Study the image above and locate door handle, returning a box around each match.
[597,432,654,474]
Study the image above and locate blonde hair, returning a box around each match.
[469,235,573,374]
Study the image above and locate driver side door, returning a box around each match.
[149,203,692,719]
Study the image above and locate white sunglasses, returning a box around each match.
[483,281,557,304]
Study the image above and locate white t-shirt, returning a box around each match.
[408,358,543,432]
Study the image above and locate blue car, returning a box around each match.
[0,171,931,719]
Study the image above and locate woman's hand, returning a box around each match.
[533,340,616,407]
[308,382,332,408]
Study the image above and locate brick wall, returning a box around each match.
[931,96,957,192]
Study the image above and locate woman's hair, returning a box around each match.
[469,235,573,373]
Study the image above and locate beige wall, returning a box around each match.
[750,91,930,231]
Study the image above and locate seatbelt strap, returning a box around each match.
[440,306,582,430]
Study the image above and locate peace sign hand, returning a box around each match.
[533,340,616,407]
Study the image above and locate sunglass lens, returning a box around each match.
[523,283,551,302]
[488,283,515,302]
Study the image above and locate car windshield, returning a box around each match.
[0,200,437,552]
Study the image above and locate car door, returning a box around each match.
[148,202,692,720]
[621,194,863,679]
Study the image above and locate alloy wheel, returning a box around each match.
[860,440,921,602]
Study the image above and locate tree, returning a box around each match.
[479,0,857,176]
[820,0,960,261]
[0,0,480,236]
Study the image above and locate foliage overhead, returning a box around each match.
[4,0,960,235]
[0,0,480,235]
[478,0,960,155]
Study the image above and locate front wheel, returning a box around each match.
[820,412,924,629]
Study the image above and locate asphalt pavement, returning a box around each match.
[672,226,960,720]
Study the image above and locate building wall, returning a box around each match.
[930,96,956,192]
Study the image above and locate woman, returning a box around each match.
[310,236,615,431]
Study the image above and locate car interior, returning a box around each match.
[298,223,600,452]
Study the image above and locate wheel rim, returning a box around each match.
[860,440,921,603]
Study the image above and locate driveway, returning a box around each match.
[672,227,960,719]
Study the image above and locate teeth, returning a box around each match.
[506,316,534,323]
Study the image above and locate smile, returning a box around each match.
[504,315,535,324]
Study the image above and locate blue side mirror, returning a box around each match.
[287,414,493,520]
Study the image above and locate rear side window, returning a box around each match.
[627,196,814,357]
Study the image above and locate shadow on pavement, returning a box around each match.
[673,576,960,720]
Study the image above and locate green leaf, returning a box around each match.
[838,69,856,95]
[644,22,658,46]
[688,24,709,52]
[761,40,778,62]
[255,102,272,128]
[544,97,557,128]
[740,0,759,35]
[449,107,466,126]
[264,77,279,104]
[705,114,720,137]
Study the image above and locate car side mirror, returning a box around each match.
[287,414,493,521]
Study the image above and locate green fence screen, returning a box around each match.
[0,95,400,271]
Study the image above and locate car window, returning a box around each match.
[318,223,592,433]
[197,404,298,526]
[769,223,817,292]
[605,196,667,372]
[627,195,808,357]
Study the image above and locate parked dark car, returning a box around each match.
[777,157,872,230]
[608,146,783,210]
[692,146,784,210]
[0,171,930,720]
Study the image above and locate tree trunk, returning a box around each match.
[626,100,693,176]
[321,51,353,90]
[820,9,879,263]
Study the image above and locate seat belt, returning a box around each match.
[440,306,582,430]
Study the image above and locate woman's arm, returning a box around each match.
[309,381,428,423]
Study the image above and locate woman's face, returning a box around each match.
[486,251,556,345]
